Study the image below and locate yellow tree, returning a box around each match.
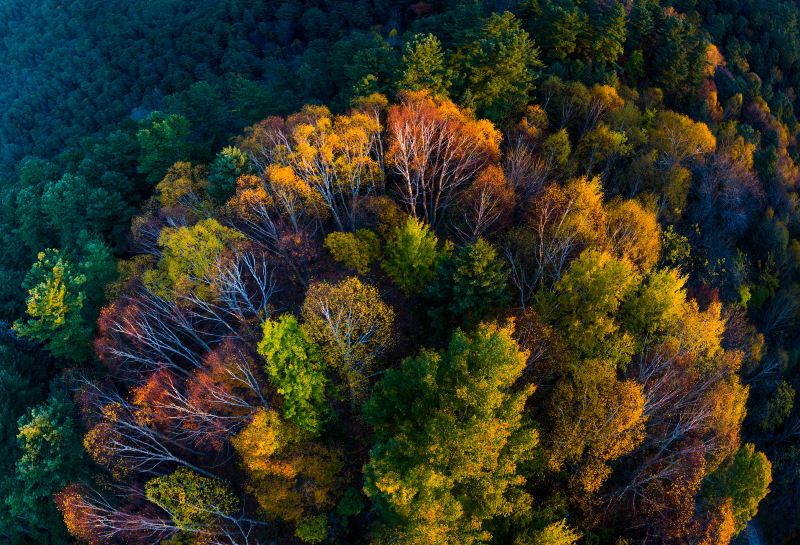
[301,277,394,402]
[239,105,383,231]
[231,408,341,543]
[143,218,244,302]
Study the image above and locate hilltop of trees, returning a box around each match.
[2,2,800,545]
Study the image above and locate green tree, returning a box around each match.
[3,393,84,543]
[704,444,772,535]
[137,112,192,183]
[549,250,639,368]
[423,238,509,332]
[208,146,247,205]
[258,315,328,435]
[456,12,542,122]
[13,250,92,362]
[398,34,451,97]
[364,322,538,545]
[40,173,128,246]
[382,216,448,296]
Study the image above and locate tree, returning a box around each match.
[40,173,128,245]
[258,315,328,435]
[231,408,341,539]
[457,165,515,241]
[144,468,238,531]
[364,322,538,545]
[13,250,92,362]
[551,250,639,368]
[519,519,581,545]
[546,361,646,494]
[423,238,509,332]
[240,106,384,231]
[381,216,447,295]
[324,229,381,275]
[650,110,716,167]
[144,219,244,302]
[301,277,394,402]
[4,393,84,543]
[398,34,451,98]
[703,444,771,535]
[208,146,247,205]
[386,91,501,228]
[137,113,192,183]
[606,198,661,272]
[456,12,542,122]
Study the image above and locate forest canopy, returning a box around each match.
[1,1,800,545]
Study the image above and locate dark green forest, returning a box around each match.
[1,1,800,544]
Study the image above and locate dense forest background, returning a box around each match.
[1,1,800,544]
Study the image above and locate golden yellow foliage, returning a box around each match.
[232,409,341,523]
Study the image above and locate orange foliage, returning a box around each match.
[386,90,501,227]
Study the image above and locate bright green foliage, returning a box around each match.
[13,250,91,362]
[295,514,329,543]
[704,444,771,535]
[324,229,381,275]
[382,216,448,296]
[398,34,451,97]
[457,12,542,121]
[424,238,509,331]
[364,322,538,545]
[144,219,244,301]
[144,467,238,531]
[4,394,83,543]
[208,146,247,205]
[258,315,328,435]
[551,250,639,368]
[137,112,192,183]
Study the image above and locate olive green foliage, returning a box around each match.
[295,514,329,544]
[145,468,238,530]
[324,229,381,275]
[144,219,244,301]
